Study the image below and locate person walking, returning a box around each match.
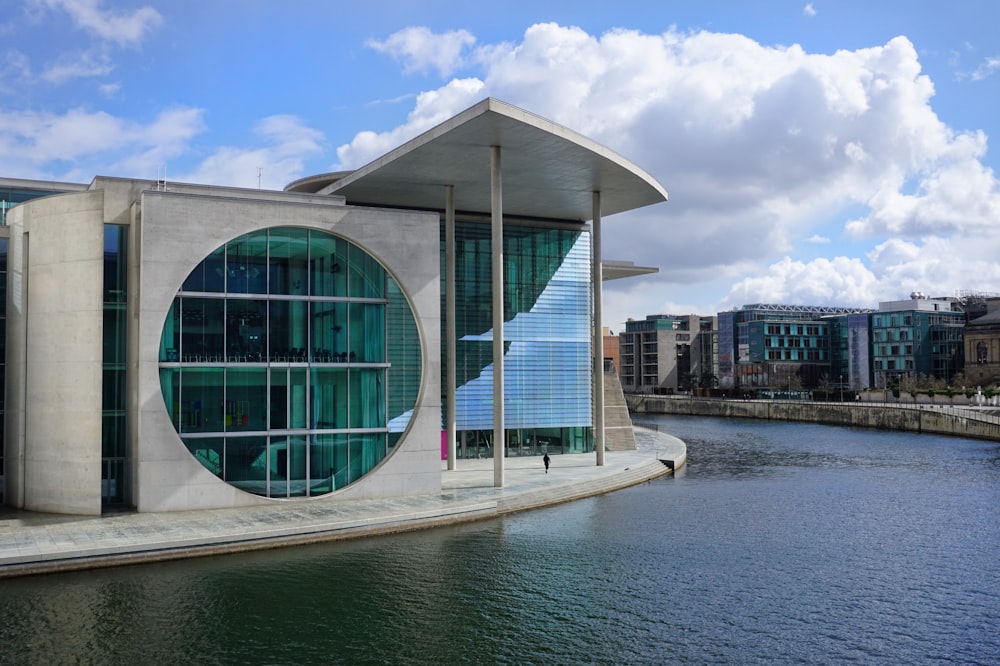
[543,453,551,474]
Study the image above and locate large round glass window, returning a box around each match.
[158,227,421,498]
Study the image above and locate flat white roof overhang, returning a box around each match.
[289,98,667,221]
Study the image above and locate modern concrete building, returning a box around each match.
[619,314,717,393]
[0,99,667,515]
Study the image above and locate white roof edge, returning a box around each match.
[320,97,668,206]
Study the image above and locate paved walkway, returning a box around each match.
[0,429,684,578]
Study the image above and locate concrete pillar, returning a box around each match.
[491,145,505,487]
[445,185,457,470]
[593,191,605,466]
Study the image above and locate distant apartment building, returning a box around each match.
[870,294,965,390]
[624,293,991,397]
[619,314,717,393]
[717,304,872,393]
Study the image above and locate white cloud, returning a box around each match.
[347,24,1000,315]
[970,55,1000,81]
[181,115,325,189]
[0,103,322,190]
[33,0,161,47]
[367,27,476,77]
[804,4,817,17]
[40,48,112,83]
[806,234,830,243]
[0,106,205,180]
[724,256,879,307]
[336,78,484,168]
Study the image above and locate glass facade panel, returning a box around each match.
[445,221,593,457]
[386,276,421,434]
[226,233,269,294]
[182,245,224,293]
[267,227,309,296]
[227,299,267,362]
[102,225,128,507]
[179,368,225,433]
[311,367,347,429]
[226,368,267,431]
[311,301,346,362]
[349,243,385,298]
[310,234,347,297]
[349,302,385,363]
[269,369,289,430]
[221,436,267,490]
[161,228,419,498]
[181,298,225,361]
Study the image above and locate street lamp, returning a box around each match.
[839,374,843,402]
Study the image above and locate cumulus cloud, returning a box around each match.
[367,27,476,77]
[724,256,879,308]
[803,4,817,17]
[181,115,325,189]
[354,23,1000,323]
[336,77,484,168]
[32,0,161,47]
[0,106,205,181]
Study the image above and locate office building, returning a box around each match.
[619,314,716,393]
[0,99,667,515]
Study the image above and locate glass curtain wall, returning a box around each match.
[103,226,128,507]
[444,220,593,459]
[159,228,420,498]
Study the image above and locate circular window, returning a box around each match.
[158,227,421,498]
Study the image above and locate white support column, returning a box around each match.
[593,191,605,466]
[445,185,457,470]
[491,145,505,487]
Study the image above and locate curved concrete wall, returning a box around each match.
[6,191,105,515]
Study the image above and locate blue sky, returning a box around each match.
[3,0,1000,330]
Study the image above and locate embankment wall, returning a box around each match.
[626,396,1000,442]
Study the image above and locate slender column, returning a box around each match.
[593,191,605,466]
[491,145,505,487]
[445,185,457,470]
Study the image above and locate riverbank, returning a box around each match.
[628,394,1000,441]
[0,429,685,578]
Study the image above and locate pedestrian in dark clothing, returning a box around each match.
[543,453,550,473]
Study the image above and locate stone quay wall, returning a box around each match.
[626,395,1000,442]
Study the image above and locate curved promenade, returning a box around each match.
[0,429,685,578]
[628,394,1000,442]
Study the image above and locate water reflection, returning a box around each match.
[2,416,998,664]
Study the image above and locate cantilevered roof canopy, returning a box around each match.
[288,98,667,222]
[602,260,659,281]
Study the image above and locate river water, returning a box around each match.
[1,416,998,665]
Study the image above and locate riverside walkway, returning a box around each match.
[0,428,684,578]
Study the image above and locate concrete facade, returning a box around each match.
[131,183,442,512]
[6,191,106,515]
[5,178,442,515]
